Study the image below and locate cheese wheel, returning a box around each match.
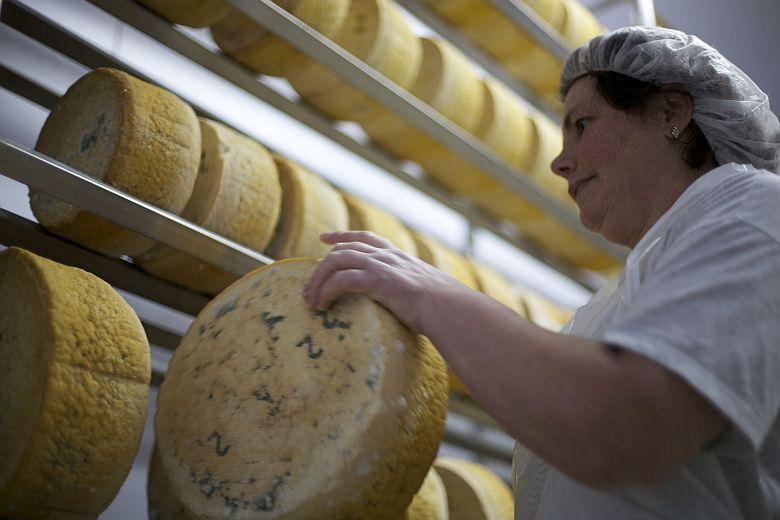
[469,261,526,317]
[361,37,484,159]
[266,155,350,259]
[342,193,418,256]
[148,446,196,520]
[211,0,350,77]
[411,233,478,291]
[134,118,282,295]
[155,258,449,519]
[135,0,231,28]
[401,466,449,520]
[433,457,514,520]
[0,247,150,518]
[286,0,422,123]
[560,0,604,47]
[31,67,201,257]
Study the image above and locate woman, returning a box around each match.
[303,27,780,519]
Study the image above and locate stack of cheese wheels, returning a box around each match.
[266,155,350,259]
[342,193,418,256]
[154,258,449,519]
[361,37,485,192]
[211,0,350,77]
[433,457,514,520]
[148,446,192,519]
[446,79,542,224]
[424,0,566,100]
[0,247,150,518]
[519,289,571,331]
[286,0,422,123]
[31,67,200,257]
[134,118,282,296]
[136,0,231,27]
[401,467,449,520]
[469,261,527,317]
[411,232,477,395]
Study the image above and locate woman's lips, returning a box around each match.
[569,176,594,201]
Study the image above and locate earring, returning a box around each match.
[671,125,681,139]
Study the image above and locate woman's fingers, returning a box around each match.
[311,269,377,311]
[320,230,395,249]
[304,249,385,308]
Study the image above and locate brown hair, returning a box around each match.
[574,71,717,170]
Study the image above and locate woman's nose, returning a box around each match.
[551,150,575,178]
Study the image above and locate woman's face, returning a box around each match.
[551,76,675,247]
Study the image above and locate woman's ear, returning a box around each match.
[659,87,694,138]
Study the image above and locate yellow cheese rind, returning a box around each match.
[155,258,449,519]
[401,466,449,520]
[0,247,150,518]
[31,68,201,257]
[519,290,572,332]
[211,0,350,77]
[148,446,197,520]
[266,156,349,259]
[287,0,422,123]
[412,232,478,290]
[342,193,418,256]
[136,0,231,28]
[434,457,514,520]
[135,118,282,295]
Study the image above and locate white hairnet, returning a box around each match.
[560,26,780,173]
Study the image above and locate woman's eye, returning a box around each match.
[575,118,589,133]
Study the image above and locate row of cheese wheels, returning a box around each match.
[30,69,467,285]
[150,256,511,519]
[0,247,511,519]
[134,0,618,272]
[31,67,572,393]
[149,449,514,519]
[425,0,605,107]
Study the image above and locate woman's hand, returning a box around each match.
[302,231,463,333]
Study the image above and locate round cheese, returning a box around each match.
[286,0,422,123]
[342,192,418,256]
[518,290,571,331]
[211,0,350,77]
[411,232,478,291]
[433,457,514,520]
[134,118,282,295]
[266,155,349,260]
[148,445,196,520]
[560,0,604,47]
[155,258,449,519]
[362,37,484,159]
[135,0,231,28]
[0,247,150,518]
[31,67,201,257]
[401,466,449,520]
[469,261,526,317]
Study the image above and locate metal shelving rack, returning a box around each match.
[0,0,651,485]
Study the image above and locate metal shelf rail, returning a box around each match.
[1,0,613,289]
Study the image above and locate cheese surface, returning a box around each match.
[155,258,449,519]
[31,67,200,257]
[342,193,418,256]
[266,156,349,260]
[0,247,150,518]
[135,118,281,295]
[401,466,449,520]
[434,457,514,520]
[211,0,350,77]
